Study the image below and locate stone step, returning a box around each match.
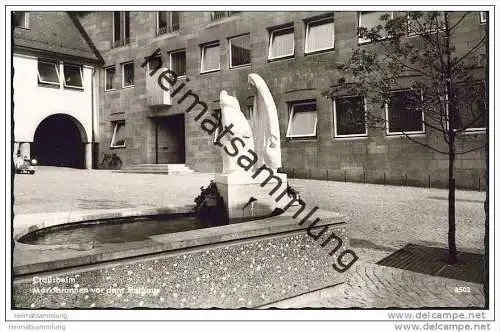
[121,167,193,170]
[115,164,195,174]
[123,163,191,167]
[122,166,193,169]
[116,170,192,174]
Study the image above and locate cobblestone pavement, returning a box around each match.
[263,262,484,308]
[14,167,486,260]
[289,178,486,261]
[12,167,487,307]
[13,167,213,215]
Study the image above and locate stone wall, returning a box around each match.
[76,11,487,189]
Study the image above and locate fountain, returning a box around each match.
[13,74,355,309]
[213,74,289,221]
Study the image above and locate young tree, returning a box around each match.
[332,11,487,264]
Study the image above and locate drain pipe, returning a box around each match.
[90,66,96,169]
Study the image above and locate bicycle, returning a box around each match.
[100,153,123,170]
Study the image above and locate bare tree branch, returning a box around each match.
[378,41,435,78]
[455,144,486,155]
[400,132,449,154]
[422,119,446,133]
[453,34,487,69]
[454,111,486,133]
[449,12,470,32]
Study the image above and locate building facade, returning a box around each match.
[13,11,101,169]
[74,11,486,189]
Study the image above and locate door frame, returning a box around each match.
[153,114,186,164]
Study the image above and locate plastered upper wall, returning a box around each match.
[13,54,95,143]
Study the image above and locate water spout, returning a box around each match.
[242,197,258,219]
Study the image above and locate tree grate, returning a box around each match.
[376,244,484,284]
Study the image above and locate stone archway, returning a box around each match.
[32,114,88,168]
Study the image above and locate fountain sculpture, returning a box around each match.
[214,74,288,221]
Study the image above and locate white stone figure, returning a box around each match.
[248,73,282,170]
[216,90,254,174]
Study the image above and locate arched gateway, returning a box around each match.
[32,114,88,169]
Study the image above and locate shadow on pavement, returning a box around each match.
[377,243,484,284]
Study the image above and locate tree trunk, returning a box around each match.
[448,133,458,264]
[483,11,489,305]
[444,12,458,265]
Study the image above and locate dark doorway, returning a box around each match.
[155,114,186,164]
[33,114,85,168]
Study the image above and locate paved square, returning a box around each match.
[12,167,487,307]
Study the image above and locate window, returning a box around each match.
[111,122,126,148]
[122,62,134,87]
[268,26,295,60]
[386,89,424,134]
[113,11,130,47]
[13,12,29,29]
[229,34,251,68]
[201,42,220,73]
[244,105,253,120]
[286,101,318,138]
[333,96,367,137]
[147,55,162,74]
[104,66,116,91]
[358,11,393,44]
[37,61,60,85]
[452,81,486,132]
[407,11,445,36]
[63,64,83,89]
[305,16,335,53]
[157,12,180,35]
[170,50,186,77]
[480,11,487,23]
[211,11,240,21]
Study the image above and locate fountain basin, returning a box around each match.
[13,205,348,277]
[18,214,204,245]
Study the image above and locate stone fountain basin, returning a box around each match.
[13,205,348,278]
[13,205,353,308]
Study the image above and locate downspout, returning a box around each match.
[91,67,96,169]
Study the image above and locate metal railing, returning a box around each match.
[157,22,180,35]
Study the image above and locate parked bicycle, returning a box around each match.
[100,153,123,170]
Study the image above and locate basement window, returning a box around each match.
[111,121,126,148]
[286,101,318,139]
